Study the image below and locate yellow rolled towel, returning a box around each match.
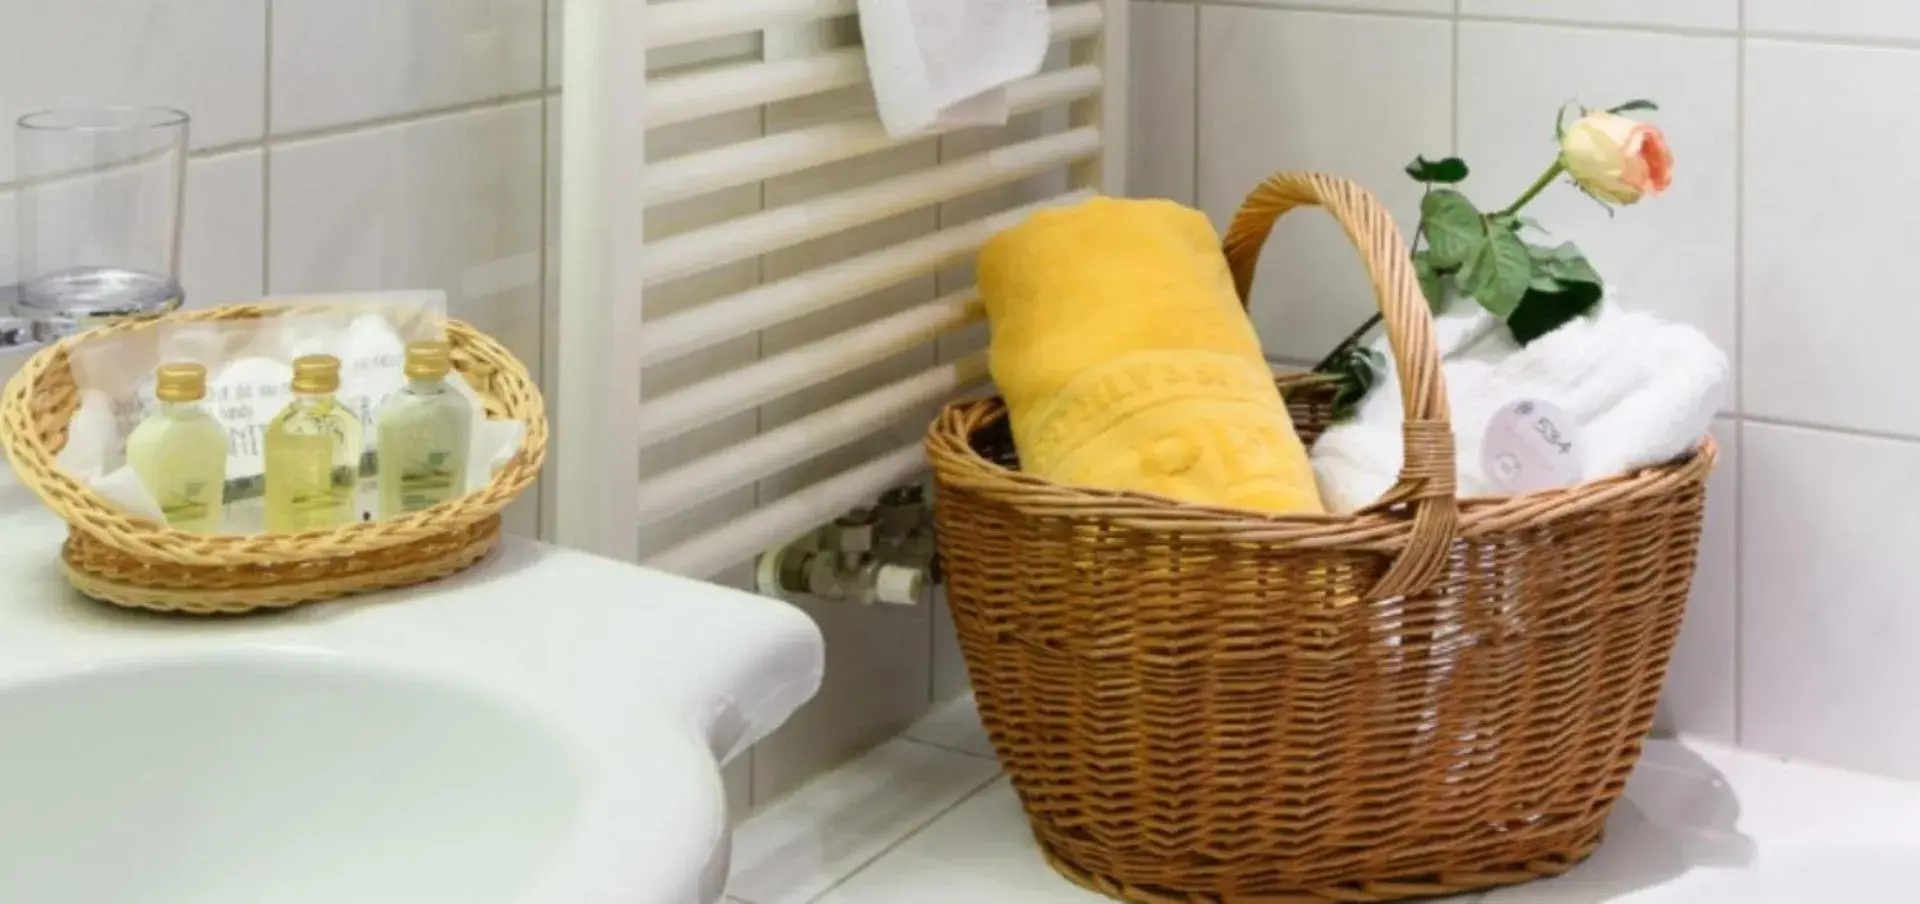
[977,197,1324,514]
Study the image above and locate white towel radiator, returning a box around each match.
[552,0,1128,579]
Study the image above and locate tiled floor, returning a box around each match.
[728,696,1920,903]
[726,695,1454,903]
[727,694,1101,903]
[728,693,1119,903]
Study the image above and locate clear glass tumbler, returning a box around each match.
[14,106,189,325]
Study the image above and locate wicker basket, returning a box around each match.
[1,303,547,615]
[925,172,1716,903]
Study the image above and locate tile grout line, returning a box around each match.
[535,0,560,567]
[539,0,552,380]
[1732,0,1747,747]
[1195,0,1455,22]
[1746,26,1920,50]
[0,90,561,198]
[1449,0,1461,159]
[801,771,1007,903]
[1734,413,1920,445]
[260,0,275,296]
[1456,10,1733,37]
[896,732,1000,762]
[1187,0,1920,53]
[189,140,273,160]
[1192,0,1203,207]
[1733,417,1747,747]
[264,89,554,149]
[925,596,937,705]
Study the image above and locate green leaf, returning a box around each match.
[1528,242,1602,287]
[1542,253,1602,288]
[1405,155,1470,184]
[1412,251,1446,313]
[1489,214,1546,236]
[1324,346,1386,421]
[1608,98,1659,114]
[1460,229,1531,317]
[1530,241,1586,264]
[1507,281,1604,344]
[1529,272,1565,293]
[1420,190,1486,269]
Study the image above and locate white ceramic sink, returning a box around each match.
[0,478,825,904]
[0,655,593,903]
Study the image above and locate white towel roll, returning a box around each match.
[1311,291,1727,513]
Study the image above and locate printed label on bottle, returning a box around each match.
[1481,399,1583,494]
[158,480,218,528]
[281,476,354,529]
[399,451,458,512]
[267,422,358,531]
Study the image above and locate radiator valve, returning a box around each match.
[756,485,937,606]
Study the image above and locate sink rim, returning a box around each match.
[0,518,824,904]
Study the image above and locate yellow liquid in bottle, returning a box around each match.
[264,393,364,532]
[126,401,228,533]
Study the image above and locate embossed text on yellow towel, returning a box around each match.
[977,197,1324,513]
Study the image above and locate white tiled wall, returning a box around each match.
[0,0,548,331]
[1129,0,1920,780]
[269,0,545,133]
[1198,7,1453,362]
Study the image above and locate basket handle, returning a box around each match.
[1224,172,1457,599]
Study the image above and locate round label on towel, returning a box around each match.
[1481,399,1583,494]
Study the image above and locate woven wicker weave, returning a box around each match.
[2,303,547,615]
[925,172,1715,903]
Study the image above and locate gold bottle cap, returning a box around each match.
[403,340,453,380]
[154,362,208,402]
[291,354,342,394]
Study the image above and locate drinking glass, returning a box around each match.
[14,106,189,327]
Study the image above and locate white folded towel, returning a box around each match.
[856,0,1052,138]
[1310,292,1727,513]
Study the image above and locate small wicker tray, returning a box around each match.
[1,303,548,615]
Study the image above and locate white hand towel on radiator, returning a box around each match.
[856,0,1052,138]
[1310,292,1727,513]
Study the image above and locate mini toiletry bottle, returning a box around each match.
[264,354,364,531]
[376,340,472,517]
[125,362,228,533]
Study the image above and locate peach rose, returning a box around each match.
[1559,111,1673,205]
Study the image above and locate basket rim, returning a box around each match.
[0,302,548,566]
[63,516,501,615]
[925,389,1717,553]
[938,171,1717,569]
